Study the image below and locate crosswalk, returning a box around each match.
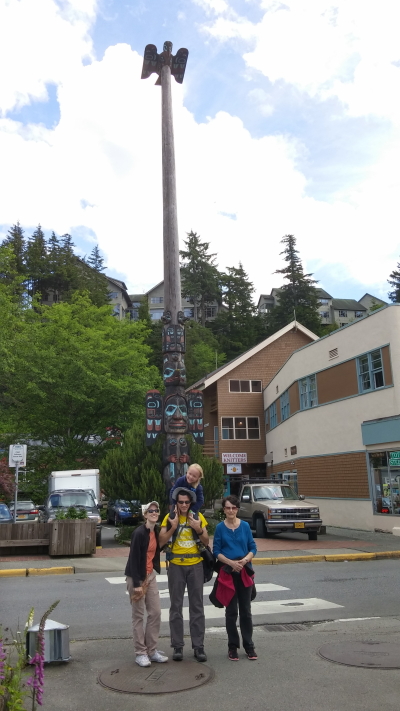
[105,574,343,621]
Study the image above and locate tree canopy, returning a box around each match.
[180,231,221,326]
[388,259,400,303]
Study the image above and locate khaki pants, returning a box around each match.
[126,570,161,657]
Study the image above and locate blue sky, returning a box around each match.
[1,0,400,302]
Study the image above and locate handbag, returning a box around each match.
[200,545,216,583]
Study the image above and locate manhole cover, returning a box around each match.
[318,641,400,669]
[263,623,308,632]
[98,660,214,694]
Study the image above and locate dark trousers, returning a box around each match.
[167,562,205,649]
[225,572,253,650]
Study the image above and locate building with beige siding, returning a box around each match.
[190,322,317,491]
[263,304,400,532]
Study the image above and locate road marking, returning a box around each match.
[337,617,380,622]
[160,597,343,621]
[158,582,290,599]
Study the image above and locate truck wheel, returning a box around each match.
[255,517,266,538]
[308,531,318,541]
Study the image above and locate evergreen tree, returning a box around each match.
[25,224,49,299]
[1,222,26,276]
[388,259,400,303]
[210,263,265,361]
[267,234,322,335]
[84,245,110,307]
[185,320,226,386]
[47,231,62,295]
[180,231,221,326]
[100,422,166,512]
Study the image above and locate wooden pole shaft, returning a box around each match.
[161,63,182,322]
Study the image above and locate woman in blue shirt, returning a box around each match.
[213,495,257,661]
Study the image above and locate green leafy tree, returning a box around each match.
[0,245,25,431]
[369,299,385,312]
[180,231,221,326]
[185,320,226,386]
[267,234,322,336]
[388,260,400,303]
[3,293,161,489]
[211,263,265,361]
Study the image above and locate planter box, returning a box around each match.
[49,520,96,556]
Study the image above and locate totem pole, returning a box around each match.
[142,41,204,495]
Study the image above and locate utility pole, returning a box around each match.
[142,42,204,493]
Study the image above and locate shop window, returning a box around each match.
[299,374,317,410]
[357,349,384,393]
[280,390,290,421]
[370,451,400,516]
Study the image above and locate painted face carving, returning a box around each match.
[164,395,188,434]
[187,390,204,444]
[162,325,186,353]
[163,353,186,386]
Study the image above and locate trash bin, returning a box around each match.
[26,619,70,662]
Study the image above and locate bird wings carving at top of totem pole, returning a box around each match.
[141,43,189,85]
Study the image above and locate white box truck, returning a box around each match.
[49,469,100,504]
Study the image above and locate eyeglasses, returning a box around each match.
[224,506,238,511]
[147,509,159,514]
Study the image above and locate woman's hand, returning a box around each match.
[134,586,143,594]
[238,557,249,566]
[230,560,244,573]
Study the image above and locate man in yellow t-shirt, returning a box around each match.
[159,487,209,663]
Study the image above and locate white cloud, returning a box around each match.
[201,0,400,123]
[0,0,399,303]
[193,0,230,15]
[0,0,96,115]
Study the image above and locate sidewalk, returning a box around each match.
[1,526,400,575]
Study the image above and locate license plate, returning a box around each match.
[294,522,305,529]
[17,514,28,519]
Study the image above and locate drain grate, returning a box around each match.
[263,623,309,632]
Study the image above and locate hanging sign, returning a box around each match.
[222,453,247,464]
[389,451,400,467]
[8,444,27,468]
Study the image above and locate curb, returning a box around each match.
[1,552,400,578]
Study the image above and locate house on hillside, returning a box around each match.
[129,276,226,323]
[189,321,318,492]
[263,304,400,532]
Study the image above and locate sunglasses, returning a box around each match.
[177,500,191,505]
[147,509,159,514]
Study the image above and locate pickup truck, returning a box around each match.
[237,480,322,540]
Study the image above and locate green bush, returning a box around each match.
[55,506,87,520]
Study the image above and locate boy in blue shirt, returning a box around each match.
[169,463,204,520]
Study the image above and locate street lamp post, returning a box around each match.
[142,42,204,494]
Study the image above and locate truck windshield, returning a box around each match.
[49,493,95,508]
[253,485,298,501]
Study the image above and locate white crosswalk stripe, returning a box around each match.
[105,574,343,619]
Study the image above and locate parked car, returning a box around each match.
[106,499,142,526]
[0,503,12,523]
[8,500,40,522]
[40,489,102,545]
[238,480,322,540]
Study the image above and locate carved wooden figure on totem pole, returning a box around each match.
[142,41,204,494]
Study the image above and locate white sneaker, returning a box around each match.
[149,650,168,663]
[136,654,151,667]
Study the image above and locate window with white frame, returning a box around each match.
[320,311,329,319]
[150,309,164,320]
[221,417,260,440]
[205,306,217,318]
[355,311,363,318]
[319,298,329,305]
[280,390,290,421]
[338,310,347,317]
[229,380,262,393]
[299,374,317,410]
[357,349,384,392]
[184,307,194,318]
[269,402,277,429]
[150,296,164,304]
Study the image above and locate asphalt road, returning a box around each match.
[1,559,399,640]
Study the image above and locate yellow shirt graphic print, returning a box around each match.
[161,512,208,566]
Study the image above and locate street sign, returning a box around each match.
[227,464,242,474]
[8,444,27,467]
[222,453,247,464]
[389,451,400,467]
